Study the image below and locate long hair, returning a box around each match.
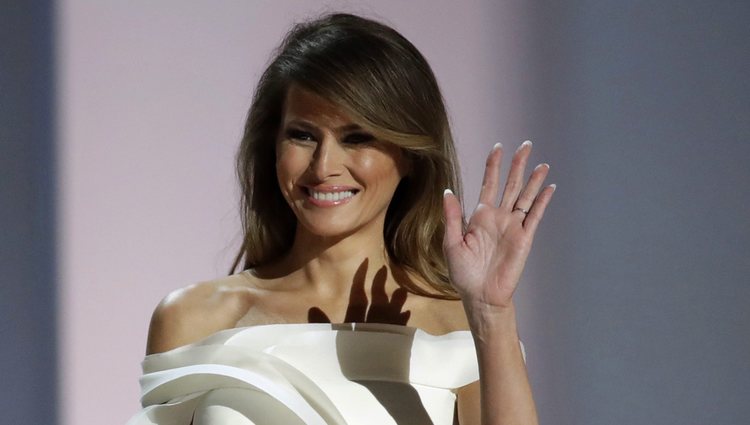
[231,13,462,297]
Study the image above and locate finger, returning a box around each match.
[515,163,550,211]
[499,140,532,210]
[442,189,464,249]
[523,184,556,235]
[478,143,504,206]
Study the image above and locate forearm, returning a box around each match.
[465,301,538,425]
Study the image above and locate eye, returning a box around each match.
[286,128,315,142]
[343,132,375,145]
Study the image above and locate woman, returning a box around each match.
[130,13,554,425]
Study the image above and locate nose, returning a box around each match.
[309,136,345,180]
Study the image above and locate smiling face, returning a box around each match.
[275,85,409,240]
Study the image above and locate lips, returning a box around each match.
[302,186,359,206]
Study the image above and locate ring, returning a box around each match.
[512,207,529,214]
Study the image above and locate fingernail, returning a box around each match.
[443,188,453,197]
[534,163,550,171]
[493,142,503,151]
[517,140,532,152]
[549,183,557,191]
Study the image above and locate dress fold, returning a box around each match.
[128,323,480,425]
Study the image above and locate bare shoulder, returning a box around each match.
[146,272,256,354]
[407,294,470,335]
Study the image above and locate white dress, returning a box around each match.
[127,323,480,425]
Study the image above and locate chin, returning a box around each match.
[295,217,365,240]
[301,224,356,239]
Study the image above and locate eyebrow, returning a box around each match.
[284,119,365,133]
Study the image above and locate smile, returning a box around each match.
[310,189,355,201]
[304,187,359,206]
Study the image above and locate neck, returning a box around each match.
[275,221,393,295]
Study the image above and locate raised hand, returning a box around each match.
[442,141,555,310]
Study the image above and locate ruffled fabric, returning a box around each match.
[127,323,479,425]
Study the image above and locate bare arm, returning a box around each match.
[464,303,536,424]
[445,141,555,424]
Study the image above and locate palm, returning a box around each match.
[443,142,555,308]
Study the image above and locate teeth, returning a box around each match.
[309,189,354,202]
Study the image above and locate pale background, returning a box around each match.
[1,1,748,425]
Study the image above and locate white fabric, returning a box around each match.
[127,323,479,425]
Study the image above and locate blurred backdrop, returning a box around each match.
[1,1,748,424]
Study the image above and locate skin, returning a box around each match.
[444,141,555,425]
[147,85,554,425]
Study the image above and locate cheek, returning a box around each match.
[354,152,404,188]
[276,145,307,188]
[275,147,306,207]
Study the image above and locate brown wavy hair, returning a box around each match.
[230,13,462,297]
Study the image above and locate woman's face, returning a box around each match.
[276,85,408,239]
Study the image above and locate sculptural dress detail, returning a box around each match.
[127,323,480,425]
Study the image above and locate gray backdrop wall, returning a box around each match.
[0,1,57,425]
[521,2,750,424]
[1,1,748,424]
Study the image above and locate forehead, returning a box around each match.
[281,85,355,127]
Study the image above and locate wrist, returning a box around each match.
[462,297,516,321]
[462,299,520,341]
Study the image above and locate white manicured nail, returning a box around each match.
[534,163,550,171]
[517,140,532,152]
[493,142,503,151]
[443,188,453,197]
[549,184,557,191]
